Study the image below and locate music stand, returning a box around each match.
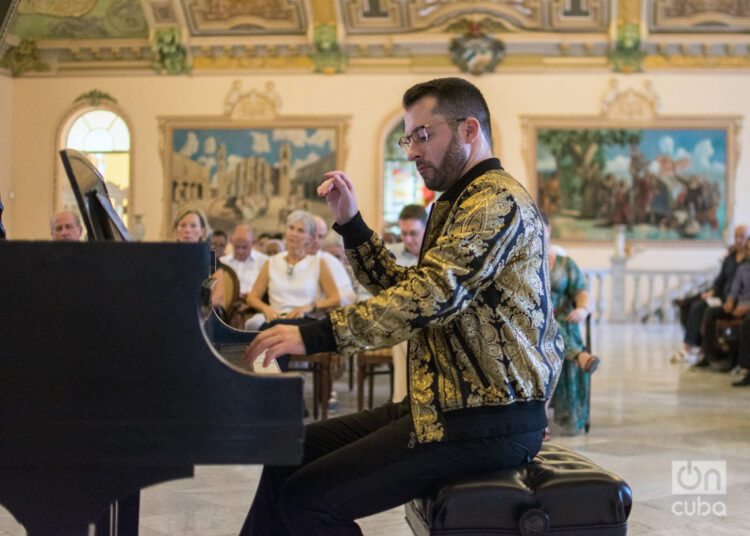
[59,148,132,242]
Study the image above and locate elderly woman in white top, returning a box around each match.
[245,210,340,333]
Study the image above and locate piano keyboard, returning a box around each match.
[214,344,280,374]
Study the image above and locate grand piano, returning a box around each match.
[0,150,305,534]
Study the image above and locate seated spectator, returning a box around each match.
[173,206,210,243]
[265,238,284,256]
[671,224,749,365]
[253,232,271,254]
[50,210,83,241]
[220,225,268,298]
[544,214,598,437]
[323,232,370,302]
[387,204,427,266]
[210,230,228,260]
[244,211,340,360]
[309,215,356,306]
[730,247,750,386]
[172,207,225,308]
[702,234,750,370]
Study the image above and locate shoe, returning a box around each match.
[669,350,685,364]
[542,426,551,441]
[731,373,750,387]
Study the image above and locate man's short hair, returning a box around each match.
[398,204,427,225]
[211,229,227,240]
[49,210,81,230]
[402,77,492,146]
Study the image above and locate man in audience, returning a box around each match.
[210,230,228,260]
[387,204,427,265]
[50,210,83,241]
[386,204,428,402]
[309,214,357,306]
[220,225,268,298]
[253,232,271,255]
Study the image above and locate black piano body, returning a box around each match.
[0,240,305,534]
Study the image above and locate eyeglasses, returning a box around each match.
[397,118,466,153]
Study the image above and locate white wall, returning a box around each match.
[7,70,750,272]
[0,73,11,236]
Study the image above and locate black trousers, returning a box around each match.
[737,312,750,369]
[702,305,732,362]
[239,401,543,536]
[684,298,709,347]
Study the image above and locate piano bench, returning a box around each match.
[405,442,632,536]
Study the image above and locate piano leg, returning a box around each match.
[94,492,140,536]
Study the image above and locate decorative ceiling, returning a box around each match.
[1,0,750,77]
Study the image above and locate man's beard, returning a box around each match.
[417,132,468,192]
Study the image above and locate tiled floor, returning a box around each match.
[1,322,748,535]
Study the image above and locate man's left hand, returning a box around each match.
[244,324,305,368]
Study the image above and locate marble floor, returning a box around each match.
[1,322,748,535]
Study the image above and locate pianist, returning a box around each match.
[240,77,563,536]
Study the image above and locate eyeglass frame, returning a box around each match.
[397,117,467,153]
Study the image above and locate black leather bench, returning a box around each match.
[406,442,632,536]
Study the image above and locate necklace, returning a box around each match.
[287,263,294,277]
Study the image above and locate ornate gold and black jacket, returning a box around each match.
[300,158,563,444]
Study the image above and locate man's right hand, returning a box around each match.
[318,171,358,225]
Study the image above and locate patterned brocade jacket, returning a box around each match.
[328,159,564,444]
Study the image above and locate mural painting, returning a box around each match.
[163,119,347,235]
[535,127,732,242]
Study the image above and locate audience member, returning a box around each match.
[172,206,210,243]
[387,204,427,265]
[730,245,750,386]
[253,232,271,254]
[50,210,83,241]
[210,230,228,259]
[386,204,428,402]
[323,232,370,302]
[544,214,598,437]
[264,238,284,256]
[244,210,340,339]
[220,225,268,297]
[172,207,224,308]
[702,234,750,370]
[309,214,357,306]
[671,224,750,365]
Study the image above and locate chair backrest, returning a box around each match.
[217,263,240,314]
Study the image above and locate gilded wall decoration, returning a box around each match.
[311,24,346,74]
[152,26,190,74]
[186,0,307,35]
[608,21,646,72]
[18,0,97,17]
[340,0,608,34]
[0,38,49,76]
[448,20,505,75]
[649,0,750,32]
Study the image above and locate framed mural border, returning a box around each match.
[158,113,350,238]
[521,113,741,247]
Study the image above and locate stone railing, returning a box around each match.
[580,263,716,324]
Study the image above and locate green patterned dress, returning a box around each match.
[549,254,590,436]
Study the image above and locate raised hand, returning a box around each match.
[318,171,358,225]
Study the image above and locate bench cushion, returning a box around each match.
[406,442,632,536]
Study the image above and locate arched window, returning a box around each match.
[62,109,131,225]
[382,120,430,235]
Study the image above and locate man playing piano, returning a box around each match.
[241,77,563,536]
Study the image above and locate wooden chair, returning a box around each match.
[212,263,240,324]
[356,348,393,411]
[714,316,744,370]
[288,353,337,420]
